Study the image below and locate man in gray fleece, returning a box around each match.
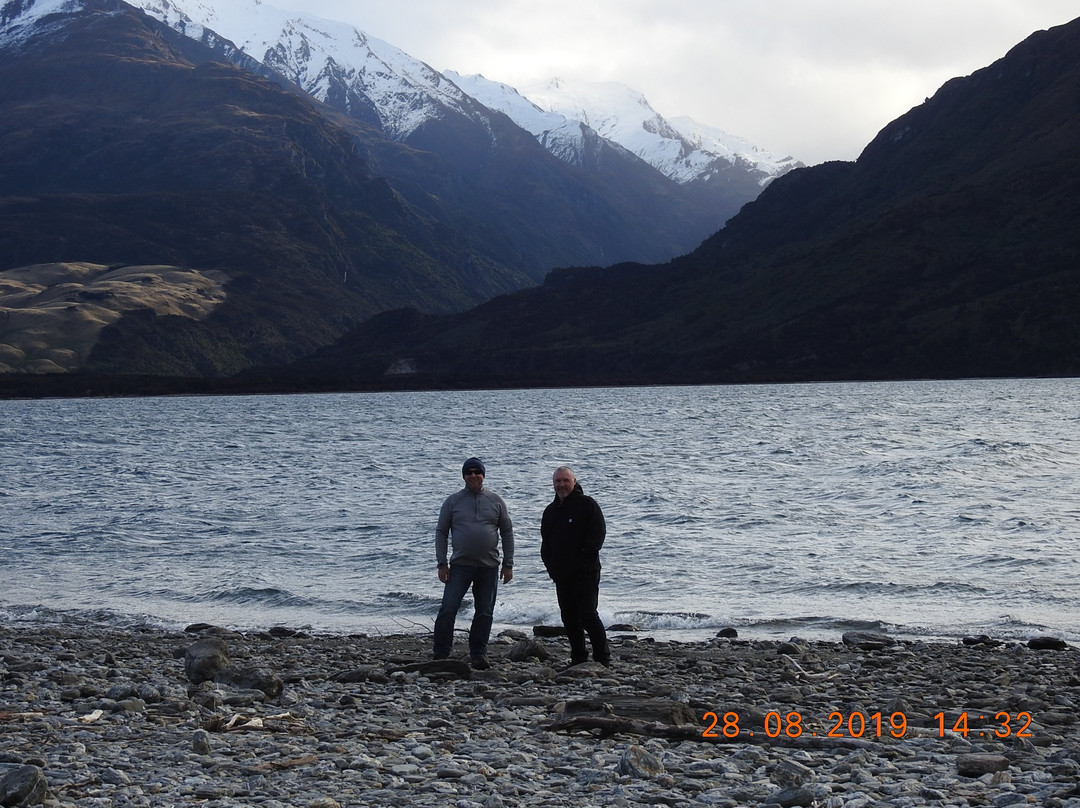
[433,457,514,668]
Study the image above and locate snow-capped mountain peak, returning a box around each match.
[127,0,484,140]
[5,0,801,189]
[518,77,801,185]
[1,0,799,244]
[444,71,642,168]
[445,72,801,187]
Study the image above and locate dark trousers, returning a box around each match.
[434,564,498,659]
[554,570,609,664]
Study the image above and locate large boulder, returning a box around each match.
[182,638,283,698]
[183,637,230,684]
[0,764,48,806]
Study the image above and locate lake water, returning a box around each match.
[3,378,1080,644]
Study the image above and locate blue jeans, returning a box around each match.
[433,564,498,659]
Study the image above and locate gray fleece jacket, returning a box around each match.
[435,487,515,569]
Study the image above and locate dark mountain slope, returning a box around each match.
[358,108,704,280]
[277,17,1080,389]
[669,17,1080,380]
[164,8,739,281]
[0,0,530,374]
[698,17,1080,263]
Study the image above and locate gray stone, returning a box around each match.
[105,681,138,700]
[7,623,1080,808]
[184,637,230,684]
[192,690,223,710]
[765,786,820,807]
[333,666,388,683]
[99,768,131,785]
[192,729,212,755]
[220,665,283,699]
[957,753,1010,777]
[223,688,267,706]
[0,764,48,807]
[962,635,1004,647]
[778,637,810,655]
[1040,710,1076,726]
[771,759,815,788]
[616,745,664,778]
[992,793,1029,806]
[506,639,550,662]
[841,631,896,650]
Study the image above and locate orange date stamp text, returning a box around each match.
[701,710,1033,740]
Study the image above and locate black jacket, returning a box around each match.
[540,483,606,581]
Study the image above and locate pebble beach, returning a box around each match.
[2,622,1080,807]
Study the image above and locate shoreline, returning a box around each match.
[4,604,1061,649]
[2,622,1079,807]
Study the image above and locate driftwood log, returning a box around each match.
[532,625,568,637]
[547,695,883,750]
[391,659,472,679]
[545,714,881,750]
[563,697,695,726]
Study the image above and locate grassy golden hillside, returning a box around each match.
[0,263,227,373]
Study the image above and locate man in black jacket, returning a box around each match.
[540,466,610,666]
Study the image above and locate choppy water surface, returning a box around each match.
[3,378,1080,642]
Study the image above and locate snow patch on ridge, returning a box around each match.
[669,116,803,180]
[0,0,88,48]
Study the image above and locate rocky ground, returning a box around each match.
[2,622,1079,807]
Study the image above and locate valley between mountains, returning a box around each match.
[0,0,1077,394]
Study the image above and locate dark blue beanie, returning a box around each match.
[462,457,486,477]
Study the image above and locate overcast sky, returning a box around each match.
[291,1,1078,166]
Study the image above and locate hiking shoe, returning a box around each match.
[470,656,492,670]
